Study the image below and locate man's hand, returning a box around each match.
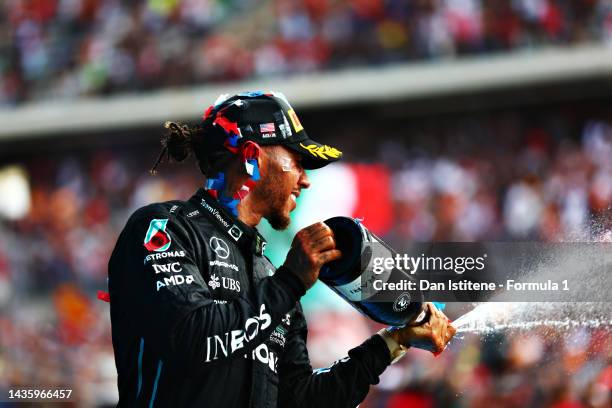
[385,303,456,354]
[282,222,342,290]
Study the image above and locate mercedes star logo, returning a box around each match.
[209,236,229,259]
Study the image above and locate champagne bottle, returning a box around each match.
[320,216,424,326]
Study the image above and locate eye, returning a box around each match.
[295,157,304,171]
[293,153,304,169]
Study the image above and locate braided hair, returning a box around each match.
[150,118,233,177]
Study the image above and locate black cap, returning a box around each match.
[205,91,342,170]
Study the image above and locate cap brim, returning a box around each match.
[285,138,343,170]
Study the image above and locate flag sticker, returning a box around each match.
[287,109,304,133]
[144,219,172,252]
[260,123,275,133]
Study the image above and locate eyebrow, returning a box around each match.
[294,154,304,170]
[291,150,303,164]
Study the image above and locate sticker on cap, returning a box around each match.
[287,109,304,133]
[260,123,276,139]
[299,143,343,160]
[279,113,292,138]
[260,123,274,132]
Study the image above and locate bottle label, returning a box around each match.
[333,275,364,301]
[333,272,381,301]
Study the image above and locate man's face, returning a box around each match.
[252,146,310,230]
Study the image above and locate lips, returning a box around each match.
[288,190,301,210]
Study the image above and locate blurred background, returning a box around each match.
[0,0,611,406]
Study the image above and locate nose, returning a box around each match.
[298,170,310,190]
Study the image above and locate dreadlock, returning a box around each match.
[150,120,234,177]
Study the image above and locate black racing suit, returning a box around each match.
[108,188,391,407]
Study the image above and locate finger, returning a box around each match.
[433,319,445,341]
[427,303,443,326]
[432,313,448,340]
[321,222,334,235]
[447,324,457,339]
[435,336,445,352]
[294,224,320,244]
[444,328,454,343]
[293,223,331,249]
[432,305,444,320]
[319,249,342,264]
[308,224,334,242]
[441,319,456,342]
[435,309,445,324]
[435,322,448,351]
[434,307,449,325]
[426,302,437,316]
[311,236,336,252]
[303,222,329,236]
[437,308,448,319]
[437,311,453,332]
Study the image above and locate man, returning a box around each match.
[108,91,455,407]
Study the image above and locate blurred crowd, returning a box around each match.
[2,0,612,105]
[0,108,610,406]
[369,324,611,408]
[384,116,612,244]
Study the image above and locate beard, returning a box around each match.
[252,176,291,230]
[266,211,291,230]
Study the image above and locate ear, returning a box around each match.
[240,141,261,162]
[252,144,270,174]
[256,148,265,170]
[239,141,262,180]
